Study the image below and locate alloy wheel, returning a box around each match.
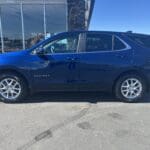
[121,78,142,100]
[0,78,21,101]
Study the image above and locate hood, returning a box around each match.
[0,50,30,65]
[0,50,30,60]
[0,50,28,57]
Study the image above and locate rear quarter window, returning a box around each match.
[127,34,150,48]
[113,36,127,50]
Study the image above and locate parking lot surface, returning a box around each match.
[0,92,150,150]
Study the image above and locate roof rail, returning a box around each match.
[126,31,133,33]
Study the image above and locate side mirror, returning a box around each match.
[36,47,45,55]
[35,47,49,60]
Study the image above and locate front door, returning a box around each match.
[31,33,81,91]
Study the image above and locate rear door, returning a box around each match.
[78,32,133,91]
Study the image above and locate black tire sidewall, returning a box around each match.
[0,73,27,103]
[115,74,146,103]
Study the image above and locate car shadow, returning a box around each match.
[17,92,150,104]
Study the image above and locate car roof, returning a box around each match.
[58,30,123,35]
[57,31,150,37]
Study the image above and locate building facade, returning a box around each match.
[0,0,94,52]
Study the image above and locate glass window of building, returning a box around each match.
[1,4,22,52]
[46,4,67,34]
[0,0,94,53]
[23,4,44,49]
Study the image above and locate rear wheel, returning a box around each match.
[115,74,146,103]
[0,73,27,103]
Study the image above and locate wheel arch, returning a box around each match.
[112,69,149,93]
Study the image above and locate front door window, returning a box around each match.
[43,34,79,54]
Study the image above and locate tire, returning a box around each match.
[115,74,146,103]
[0,73,27,103]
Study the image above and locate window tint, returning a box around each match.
[43,34,78,54]
[127,34,150,48]
[113,36,126,50]
[86,34,113,52]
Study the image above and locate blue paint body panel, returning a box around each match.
[0,31,150,93]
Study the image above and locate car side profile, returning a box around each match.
[0,31,150,103]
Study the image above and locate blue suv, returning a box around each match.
[0,31,150,103]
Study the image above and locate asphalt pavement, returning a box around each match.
[0,92,150,150]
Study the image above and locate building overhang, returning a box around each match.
[0,0,67,4]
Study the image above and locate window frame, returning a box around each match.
[79,32,131,53]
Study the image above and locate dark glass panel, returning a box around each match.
[46,4,67,34]
[43,34,79,54]
[1,4,22,52]
[23,4,44,48]
[86,34,113,52]
[114,37,126,50]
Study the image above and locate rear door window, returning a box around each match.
[85,33,127,52]
[86,33,113,52]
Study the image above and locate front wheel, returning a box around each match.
[0,73,27,103]
[115,74,146,103]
